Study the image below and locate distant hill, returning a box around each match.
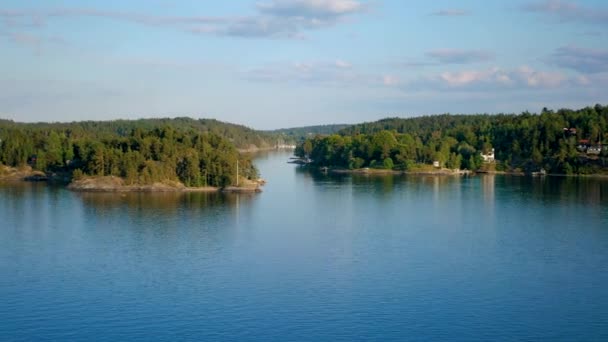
[0,117,278,150]
[268,124,350,141]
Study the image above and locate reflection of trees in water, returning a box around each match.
[297,166,466,195]
[78,191,255,214]
[0,182,66,215]
[0,181,54,198]
[294,166,351,185]
[73,191,259,255]
[354,174,459,197]
[499,176,607,205]
[296,167,608,207]
[351,174,396,192]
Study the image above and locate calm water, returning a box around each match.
[1,151,608,341]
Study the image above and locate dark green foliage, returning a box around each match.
[0,119,259,187]
[296,104,608,174]
[1,117,278,151]
[383,157,394,170]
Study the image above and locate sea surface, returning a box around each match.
[1,151,607,341]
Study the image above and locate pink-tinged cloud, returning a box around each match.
[334,59,352,68]
[516,66,566,87]
[382,75,400,86]
[418,66,570,90]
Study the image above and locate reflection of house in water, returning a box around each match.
[480,148,495,163]
[481,175,495,203]
[481,175,496,221]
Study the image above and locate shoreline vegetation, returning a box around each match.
[300,164,608,178]
[294,104,608,177]
[328,167,471,176]
[2,104,607,192]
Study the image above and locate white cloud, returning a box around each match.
[257,0,364,17]
[415,66,572,91]
[334,59,352,68]
[0,1,369,40]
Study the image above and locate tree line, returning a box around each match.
[0,120,259,187]
[268,124,350,141]
[295,104,608,174]
[0,117,284,150]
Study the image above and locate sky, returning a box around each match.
[0,0,607,129]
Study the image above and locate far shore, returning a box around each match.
[237,146,296,153]
[308,166,608,178]
[327,167,471,176]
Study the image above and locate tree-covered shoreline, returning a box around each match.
[0,118,260,188]
[295,105,608,175]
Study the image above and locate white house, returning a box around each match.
[480,148,495,163]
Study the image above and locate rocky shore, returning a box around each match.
[328,167,471,176]
[67,176,220,192]
[1,165,263,193]
[67,176,264,193]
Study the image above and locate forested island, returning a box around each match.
[295,105,608,175]
[0,118,269,191]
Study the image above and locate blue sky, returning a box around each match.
[1,0,607,129]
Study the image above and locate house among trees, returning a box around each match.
[480,148,495,163]
[563,127,577,136]
[578,139,603,155]
[587,145,602,155]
